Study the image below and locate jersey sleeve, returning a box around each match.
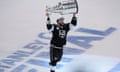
[69,16,77,30]
[46,17,54,32]
[71,16,77,26]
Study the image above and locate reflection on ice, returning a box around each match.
[57,54,120,72]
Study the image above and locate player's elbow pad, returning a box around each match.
[71,17,77,26]
[71,20,77,26]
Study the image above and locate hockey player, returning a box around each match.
[46,12,77,72]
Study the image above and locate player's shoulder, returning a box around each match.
[65,23,70,26]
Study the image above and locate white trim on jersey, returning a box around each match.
[46,20,51,24]
[48,25,54,32]
[69,23,76,30]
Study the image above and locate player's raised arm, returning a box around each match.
[69,14,77,30]
[71,13,77,26]
[46,12,54,32]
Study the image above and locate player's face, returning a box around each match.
[58,19,64,25]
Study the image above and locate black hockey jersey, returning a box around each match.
[46,16,77,47]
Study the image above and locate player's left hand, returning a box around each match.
[73,13,76,17]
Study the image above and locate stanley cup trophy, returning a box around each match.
[46,0,79,15]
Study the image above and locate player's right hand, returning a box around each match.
[46,10,49,17]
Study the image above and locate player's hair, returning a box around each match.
[56,17,64,23]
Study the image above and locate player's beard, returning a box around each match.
[58,21,64,26]
[59,23,64,26]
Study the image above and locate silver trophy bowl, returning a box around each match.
[46,0,78,15]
